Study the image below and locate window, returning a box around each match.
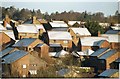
[22,64,26,68]
[29,70,37,75]
[53,40,56,43]
[32,64,37,67]
[63,41,68,44]
[23,75,26,77]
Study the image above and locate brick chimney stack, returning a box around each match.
[3,15,11,28]
[98,31,101,37]
[32,16,36,24]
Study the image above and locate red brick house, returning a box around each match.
[2,50,47,77]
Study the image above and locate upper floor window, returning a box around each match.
[63,40,69,44]
[22,64,26,68]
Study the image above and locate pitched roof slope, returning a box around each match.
[2,50,28,63]
[71,28,91,36]
[17,24,38,33]
[0,47,17,57]
[48,31,72,40]
[98,69,119,77]
[99,49,116,59]
[80,37,108,46]
[13,38,37,47]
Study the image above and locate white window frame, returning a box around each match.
[22,64,26,68]
[63,40,68,44]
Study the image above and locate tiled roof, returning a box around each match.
[49,43,62,47]
[80,37,108,46]
[90,48,109,57]
[48,31,72,40]
[13,38,37,47]
[3,30,16,40]
[68,21,81,25]
[101,34,120,43]
[2,50,28,63]
[98,69,119,77]
[0,24,6,30]
[71,28,91,36]
[49,22,68,28]
[105,30,120,34]
[99,49,116,59]
[114,58,120,63]
[0,47,17,57]
[55,50,68,58]
[17,24,38,33]
[52,27,68,31]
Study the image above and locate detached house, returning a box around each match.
[68,27,91,45]
[48,31,72,51]
[2,50,46,77]
[101,34,120,49]
[80,37,109,51]
[89,48,119,72]
[16,24,45,39]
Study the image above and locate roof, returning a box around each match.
[0,21,3,24]
[94,40,108,46]
[48,31,72,40]
[36,43,45,47]
[49,43,62,47]
[98,69,119,77]
[72,49,94,57]
[70,28,91,36]
[49,22,68,28]
[23,19,32,24]
[114,58,120,63]
[52,27,68,31]
[6,23,12,30]
[80,37,108,46]
[49,52,57,57]
[0,24,6,30]
[105,30,120,34]
[90,48,109,57]
[2,50,28,64]
[52,21,65,23]
[101,34,120,43]
[99,49,116,59]
[111,26,120,30]
[0,47,17,57]
[13,38,37,47]
[35,24,46,32]
[68,21,81,25]
[3,30,15,40]
[17,24,38,33]
[42,23,52,30]
[55,50,69,57]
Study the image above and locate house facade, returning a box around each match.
[48,31,72,51]
[2,50,46,77]
[80,37,109,51]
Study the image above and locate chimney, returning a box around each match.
[5,15,10,24]
[98,31,101,37]
[3,20,7,28]
[32,16,36,24]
